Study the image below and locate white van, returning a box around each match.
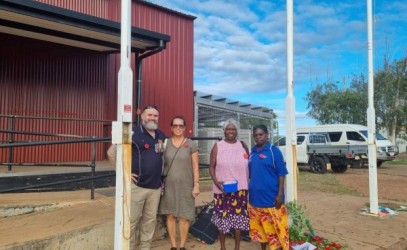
[274,133,368,174]
[297,124,398,166]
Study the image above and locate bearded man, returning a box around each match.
[130,105,166,250]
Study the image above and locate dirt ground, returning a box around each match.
[335,164,407,202]
[152,158,407,250]
[1,158,406,250]
[297,157,407,250]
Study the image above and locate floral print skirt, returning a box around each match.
[211,190,250,234]
[248,204,290,250]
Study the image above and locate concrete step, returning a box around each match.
[0,188,116,250]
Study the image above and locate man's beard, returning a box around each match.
[143,120,158,130]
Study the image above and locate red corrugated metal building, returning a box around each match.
[0,0,196,163]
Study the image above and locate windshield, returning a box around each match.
[360,130,388,140]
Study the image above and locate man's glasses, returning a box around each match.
[172,124,185,129]
[143,105,159,112]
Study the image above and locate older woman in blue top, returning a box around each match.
[248,124,289,250]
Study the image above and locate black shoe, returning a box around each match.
[170,248,177,250]
[180,248,186,250]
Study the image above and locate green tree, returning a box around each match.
[305,56,407,143]
[305,75,368,125]
[374,57,407,141]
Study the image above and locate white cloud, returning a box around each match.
[149,0,407,128]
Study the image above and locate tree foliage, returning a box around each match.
[374,57,407,140]
[305,56,407,142]
[305,75,368,125]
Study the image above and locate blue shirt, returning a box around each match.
[248,142,288,208]
[132,125,166,189]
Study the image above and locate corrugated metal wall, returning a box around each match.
[0,0,195,163]
[0,34,111,163]
[107,1,195,137]
[36,0,195,135]
[35,0,108,17]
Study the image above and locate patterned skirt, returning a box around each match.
[211,190,250,233]
[248,204,290,250]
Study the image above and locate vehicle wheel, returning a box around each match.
[331,165,348,173]
[351,160,364,168]
[309,157,327,174]
[377,160,383,167]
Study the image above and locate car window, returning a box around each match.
[360,130,388,140]
[297,135,305,145]
[274,137,286,146]
[309,135,326,143]
[347,131,365,141]
[328,132,342,142]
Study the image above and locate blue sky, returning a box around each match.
[149,0,407,135]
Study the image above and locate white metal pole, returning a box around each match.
[366,0,378,215]
[285,0,297,202]
[114,0,133,249]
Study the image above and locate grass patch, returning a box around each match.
[383,159,407,165]
[199,167,361,195]
[298,171,360,196]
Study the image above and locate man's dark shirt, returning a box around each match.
[132,125,166,189]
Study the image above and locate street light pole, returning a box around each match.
[285,0,297,202]
[366,0,378,215]
[114,0,133,248]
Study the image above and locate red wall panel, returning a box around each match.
[35,0,108,18]
[0,0,195,162]
[0,34,111,163]
[106,1,195,137]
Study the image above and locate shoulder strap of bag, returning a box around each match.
[240,140,249,155]
[162,138,186,178]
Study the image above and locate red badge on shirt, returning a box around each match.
[144,143,150,149]
[243,153,249,159]
[183,143,189,148]
[259,154,266,159]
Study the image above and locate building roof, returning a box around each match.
[194,91,275,121]
[0,0,170,53]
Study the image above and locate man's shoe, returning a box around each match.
[180,248,186,250]
[170,248,177,250]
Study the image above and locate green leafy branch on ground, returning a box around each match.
[286,201,314,242]
[287,201,346,249]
